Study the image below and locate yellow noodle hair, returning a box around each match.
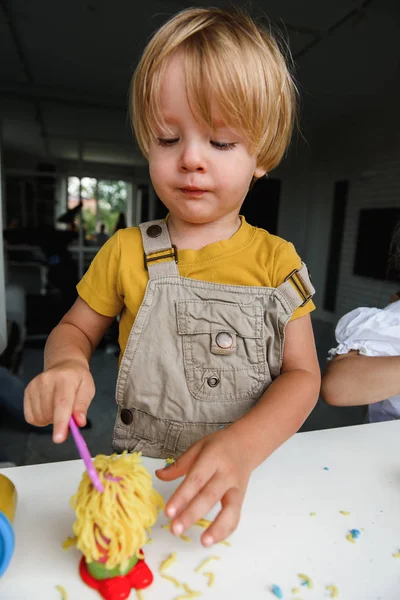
[70,451,164,571]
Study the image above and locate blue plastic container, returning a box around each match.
[0,474,16,577]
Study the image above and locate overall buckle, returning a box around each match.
[143,245,178,271]
[284,268,312,307]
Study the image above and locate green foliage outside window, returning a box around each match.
[68,177,127,237]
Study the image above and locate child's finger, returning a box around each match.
[163,455,214,520]
[72,378,94,427]
[25,381,53,426]
[72,410,87,428]
[170,472,228,537]
[200,487,243,546]
[155,443,202,482]
[23,385,37,425]
[52,382,76,443]
[29,391,50,426]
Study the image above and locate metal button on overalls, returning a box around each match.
[146,224,162,238]
[216,332,233,349]
[207,376,220,387]
[120,409,133,425]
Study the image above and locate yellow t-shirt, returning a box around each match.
[77,216,315,359]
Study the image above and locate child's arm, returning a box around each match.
[24,297,114,443]
[157,314,320,546]
[321,351,400,406]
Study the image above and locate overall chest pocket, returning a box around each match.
[176,300,268,402]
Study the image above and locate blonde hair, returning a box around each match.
[131,7,298,173]
[69,452,164,571]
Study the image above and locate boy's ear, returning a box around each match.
[254,166,267,179]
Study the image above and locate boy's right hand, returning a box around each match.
[24,360,95,443]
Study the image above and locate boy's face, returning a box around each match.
[148,54,266,227]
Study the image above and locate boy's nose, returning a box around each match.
[179,143,206,173]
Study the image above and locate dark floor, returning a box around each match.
[0,318,366,467]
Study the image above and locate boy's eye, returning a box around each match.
[211,141,237,150]
[157,138,179,146]
[156,138,237,150]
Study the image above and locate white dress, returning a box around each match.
[328,300,400,422]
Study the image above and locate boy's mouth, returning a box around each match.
[179,187,207,197]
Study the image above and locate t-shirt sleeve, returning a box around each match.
[76,231,124,317]
[328,304,400,359]
[272,241,316,321]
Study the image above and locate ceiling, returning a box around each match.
[1,0,399,167]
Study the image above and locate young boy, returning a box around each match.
[24,7,320,546]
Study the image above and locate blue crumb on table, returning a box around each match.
[347,528,362,543]
[271,584,284,598]
[323,466,329,470]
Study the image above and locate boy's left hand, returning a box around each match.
[155,427,252,546]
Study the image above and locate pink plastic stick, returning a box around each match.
[69,416,104,493]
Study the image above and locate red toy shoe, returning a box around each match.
[79,552,154,600]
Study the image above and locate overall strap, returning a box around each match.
[139,219,179,278]
[277,263,315,311]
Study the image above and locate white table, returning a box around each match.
[1,421,400,600]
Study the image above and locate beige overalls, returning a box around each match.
[112,219,314,459]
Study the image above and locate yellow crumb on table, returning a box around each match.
[195,556,221,573]
[184,583,201,595]
[346,533,356,544]
[339,510,351,516]
[393,551,400,558]
[326,584,340,597]
[203,571,215,587]
[61,536,76,550]
[160,552,184,589]
[162,573,182,588]
[292,587,301,594]
[297,573,313,589]
[55,585,68,599]
[160,552,178,572]
[163,518,228,544]
[174,582,202,599]
[162,521,191,541]
[309,512,316,517]
[195,518,212,528]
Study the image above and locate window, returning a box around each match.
[67,176,128,241]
